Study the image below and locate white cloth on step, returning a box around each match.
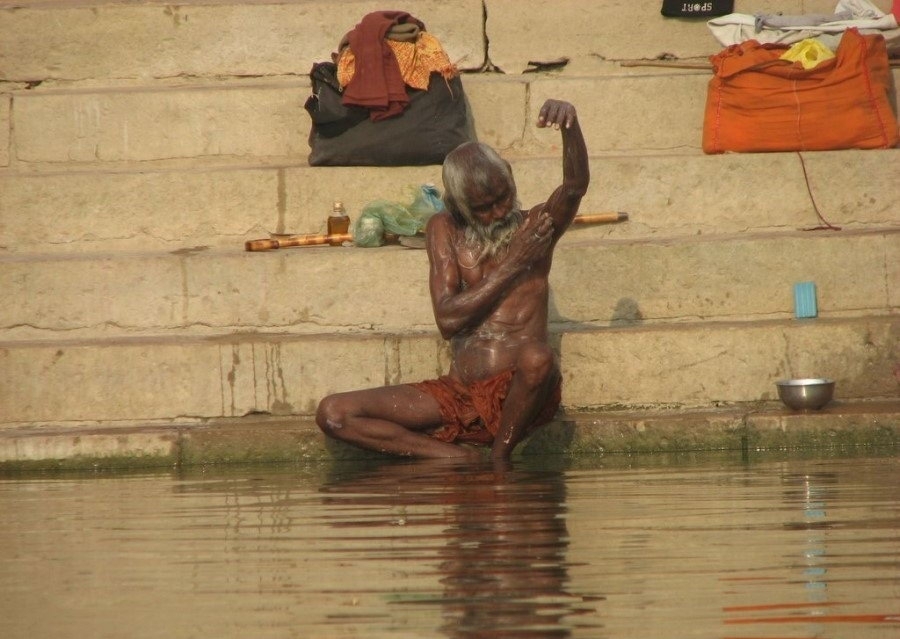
[707,0,899,51]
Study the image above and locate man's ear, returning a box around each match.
[503,163,518,202]
[444,195,465,225]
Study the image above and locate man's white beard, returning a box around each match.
[464,210,523,263]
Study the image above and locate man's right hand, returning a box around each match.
[506,210,554,270]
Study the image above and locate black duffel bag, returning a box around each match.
[304,62,475,166]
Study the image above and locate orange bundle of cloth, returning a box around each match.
[702,28,899,153]
[336,11,457,122]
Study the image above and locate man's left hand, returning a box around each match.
[537,99,577,130]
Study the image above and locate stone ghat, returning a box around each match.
[2,402,898,470]
[1,0,898,463]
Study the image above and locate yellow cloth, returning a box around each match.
[780,38,835,69]
[337,32,457,90]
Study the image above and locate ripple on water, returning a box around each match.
[0,453,897,638]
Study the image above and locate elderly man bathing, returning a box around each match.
[316,99,589,461]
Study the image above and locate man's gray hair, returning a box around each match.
[441,142,517,226]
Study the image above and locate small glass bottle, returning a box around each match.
[327,200,350,245]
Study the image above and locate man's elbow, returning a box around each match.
[435,316,460,341]
[564,180,589,201]
[564,164,590,193]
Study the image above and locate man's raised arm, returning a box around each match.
[536,99,590,238]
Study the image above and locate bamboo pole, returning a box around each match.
[245,212,627,251]
[244,233,353,251]
[620,60,712,70]
[573,212,629,224]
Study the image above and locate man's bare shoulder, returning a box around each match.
[426,210,454,231]
[425,210,457,245]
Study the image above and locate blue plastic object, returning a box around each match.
[794,282,818,319]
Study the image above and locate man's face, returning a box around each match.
[461,172,521,257]
[464,174,516,241]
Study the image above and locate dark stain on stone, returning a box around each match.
[171,246,209,256]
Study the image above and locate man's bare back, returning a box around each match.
[317,99,589,460]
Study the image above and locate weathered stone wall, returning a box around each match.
[0,0,897,428]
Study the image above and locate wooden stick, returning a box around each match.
[246,213,627,251]
[572,212,629,225]
[620,60,712,70]
[244,233,353,251]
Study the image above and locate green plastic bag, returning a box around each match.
[353,184,443,247]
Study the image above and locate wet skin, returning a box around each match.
[437,179,554,384]
[316,99,590,461]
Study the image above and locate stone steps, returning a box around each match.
[3,400,899,469]
[2,314,897,425]
[1,0,898,456]
[3,149,897,254]
[2,0,893,81]
[3,221,897,426]
[2,228,897,340]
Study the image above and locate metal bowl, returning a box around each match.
[775,378,835,410]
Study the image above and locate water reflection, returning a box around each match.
[319,459,603,638]
[1,453,897,639]
[719,461,900,637]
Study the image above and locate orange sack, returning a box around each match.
[703,28,899,153]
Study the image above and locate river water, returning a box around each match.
[1,452,898,639]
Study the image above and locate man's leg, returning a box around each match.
[316,384,481,459]
[491,342,560,461]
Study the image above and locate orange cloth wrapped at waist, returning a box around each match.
[411,369,561,445]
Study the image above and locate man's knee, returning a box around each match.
[316,394,352,439]
[515,342,557,387]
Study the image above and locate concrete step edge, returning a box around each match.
[7,147,896,177]
[3,225,898,263]
[2,400,897,470]
[2,314,896,349]
[3,151,896,255]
